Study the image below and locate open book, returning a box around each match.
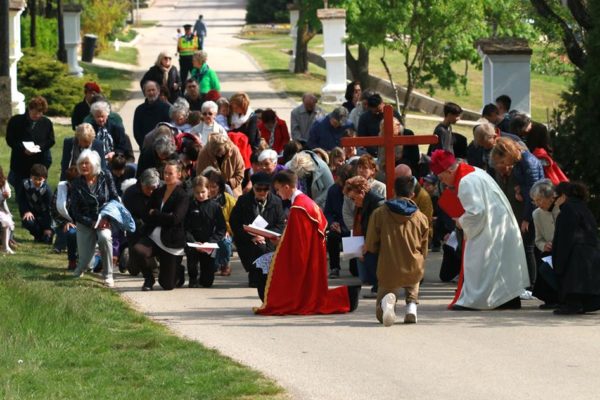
[23,141,41,154]
[187,242,220,250]
[243,225,281,240]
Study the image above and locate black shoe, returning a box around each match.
[188,278,199,288]
[141,277,155,291]
[347,285,361,312]
[349,260,358,277]
[175,265,185,288]
[539,303,559,310]
[553,306,583,315]
[495,297,521,310]
[328,268,340,279]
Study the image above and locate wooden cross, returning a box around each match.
[340,105,438,199]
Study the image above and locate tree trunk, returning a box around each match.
[56,0,66,62]
[29,0,37,47]
[346,44,370,89]
[294,20,309,74]
[401,68,414,121]
[45,0,53,18]
[380,55,402,115]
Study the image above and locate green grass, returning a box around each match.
[138,20,159,28]
[113,28,138,43]
[96,46,139,66]
[241,29,571,122]
[0,127,284,400]
[81,63,134,103]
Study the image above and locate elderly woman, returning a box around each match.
[190,50,221,95]
[551,182,600,315]
[132,160,190,291]
[229,92,259,150]
[286,150,334,209]
[137,135,178,178]
[530,179,560,308]
[258,149,285,177]
[6,96,55,196]
[122,168,161,276]
[140,51,181,104]
[467,122,526,173]
[168,98,191,132]
[190,100,228,145]
[196,133,245,197]
[70,150,119,287]
[90,101,133,161]
[491,137,545,287]
[257,109,290,154]
[60,123,106,180]
[344,175,385,297]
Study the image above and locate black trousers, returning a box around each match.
[522,225,537,286]
[179,55,193,82]
[185,248,215,287]
[326,229,348,271]
[237,243,269,286]
[132,237,178,290]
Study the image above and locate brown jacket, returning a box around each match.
[365,198,429,288]
[196,139,245,197]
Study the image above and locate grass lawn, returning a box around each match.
[241,28,571,122]
[113,28,138,43]
[0,126,284,400]
[81,62,134,103]
[96,46,139,66]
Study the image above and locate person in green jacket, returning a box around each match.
[190,50,221,96]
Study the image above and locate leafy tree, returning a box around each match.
[245,0,289,24]
[81,0,129,51]
[292,0,322,74]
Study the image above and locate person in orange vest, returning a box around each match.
[177,24,199,84]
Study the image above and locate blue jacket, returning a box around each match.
[99,200,136,232]
[513,150,545,222]
[306,115,352,151]
[324,184,349,234]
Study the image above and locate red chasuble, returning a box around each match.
[254,193,351,315]
[438,163,475,309]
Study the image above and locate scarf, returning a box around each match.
[97,126,114,155]
[231,107,254,130]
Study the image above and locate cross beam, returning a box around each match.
[341,105,438,199]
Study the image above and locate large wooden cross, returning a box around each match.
[341,105,438,199]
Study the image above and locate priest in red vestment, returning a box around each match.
[254,170,360,315]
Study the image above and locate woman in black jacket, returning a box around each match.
[70,149,119,287]
[132,160,190,291]
[140,51,181,104]
[551,182,600,315]
[90,101,133,161]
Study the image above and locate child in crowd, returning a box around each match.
[184,176,227,287]
[0,166,15,254]
[215,97,230,130]
[17,164,53,244]
[110,153,136,196]
[204,170,236,276]
[51,166,79,269]
[328,147,346,178]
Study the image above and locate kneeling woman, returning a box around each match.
[133,160,190,291]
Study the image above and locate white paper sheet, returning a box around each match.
[23,141,41,153]
[187,242,220,250]
[542,255,553,269]
[251,215,269,229]
[445,231,459,250]
[341,236,364,259]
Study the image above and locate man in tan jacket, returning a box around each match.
[365,176,429,326]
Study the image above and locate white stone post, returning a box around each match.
[63,4,84,77]
[9,0,26,114]
[317,8,346,104]
[288,4,299,73]
[476,39,533,115]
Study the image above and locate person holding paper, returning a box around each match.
[6,96,55,198]
[182,176,226,288]
[430,150,529,310]
[254,170,359,315]
[365,176,429,326]
[230,172,286,289]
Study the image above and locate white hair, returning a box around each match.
[288,151,316,178]
[90,101,110,116]
[169,99,190,119]
[201,100,218,113]
[258,149,278,163]
[76,149,102,176]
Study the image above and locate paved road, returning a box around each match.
[112,1,600,399]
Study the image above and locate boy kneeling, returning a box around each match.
[365,176,429,326]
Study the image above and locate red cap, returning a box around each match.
[204,89,220,102]
[430,150,456,175]
[84,81,101,93]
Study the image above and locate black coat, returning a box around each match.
[140,65,182,104]
[60,137,107,180]
[552,198,600,301]
[360,190,385,235]
[145,184,190,248]
[90,119,134,160]
[230,191,286,252]
[71,100,90,130]
[6,113,55,178]
[133,100,171,148]
[231,113,259,150]
[185,198,226,244]
[122,182,155,243]
[70,170,119,228]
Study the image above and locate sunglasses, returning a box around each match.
[254,186,270,192]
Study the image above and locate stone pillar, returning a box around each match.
[476,38,533,115]
[288,3,299,73]
[64,4,83,77]
[9,0,27,115]
[317,8,346,104]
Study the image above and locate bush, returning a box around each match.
[245,0,289,24]
[20,16,58,55]
[17,49,111,117]
[81,0,130,52]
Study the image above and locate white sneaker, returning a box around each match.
[381,293,396,327]
[404,302,417,324]
[104,277,115,288]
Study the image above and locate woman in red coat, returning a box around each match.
[257,109,290,154]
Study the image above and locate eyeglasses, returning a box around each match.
[254,186,270,193]
[202,112,214,116]
[163,57,172,60]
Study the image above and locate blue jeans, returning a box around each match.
[55,225,78,261]
[215,236,232,269]
[358,252,378,287]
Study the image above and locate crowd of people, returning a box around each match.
[3,27,600,324]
